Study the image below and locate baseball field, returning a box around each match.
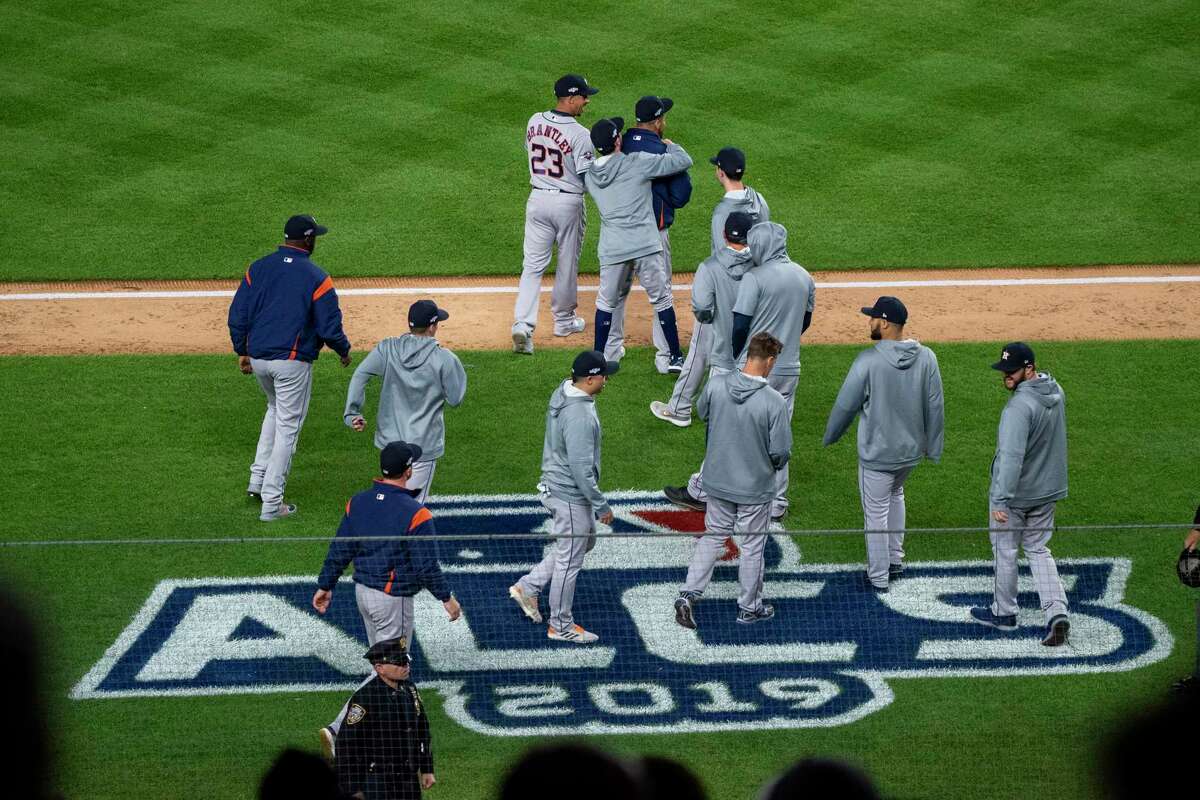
[2,1,1199,799]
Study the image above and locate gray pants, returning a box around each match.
[682,497,771,613]
[248,359,313,511]
[330,583,415,734]
[407,459,437,504]
[686,367,732,502]
[513,190,586,335]
[663,320,712,418]
[599,233,673,365]
[859,464,914,587]
[989,502,1069,623]
[768,374,799,517]
[517,493,597,633]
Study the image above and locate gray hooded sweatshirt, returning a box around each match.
[540,380,609,517]
[691,246,755,372]
[698,371,792,506]
[990,373,1068,509]
[343,335,467,459]
[733,222,816,377]
[710,186,770,255]
[584,143,693,265]
[823,340,945,471]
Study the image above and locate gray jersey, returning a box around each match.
[525,111,594,193]
[692,246,754,372]
[343,335,467,459]
[734,222,816,377]
[990,373,1068,509]
[584,144,693,265]
[698,371,792,506]
[823,340,946,471]
[710,187,770,255]
[540,380,609,517]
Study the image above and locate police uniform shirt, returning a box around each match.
[336,674,433,799]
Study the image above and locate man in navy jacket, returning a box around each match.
[612,95,692,373]
[228,215,352,521]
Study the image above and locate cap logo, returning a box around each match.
[589,367,601,374]
[881,313,888,318]
[428,315,438,324]
[1002,351,1010,360]
[568,87,578,93]
[304,228,314,236]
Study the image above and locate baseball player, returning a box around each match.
[509,350,618,644]
[584,117,692,372]
[969,342,1071,646]
[674,333,792,629]
[823,297,945,592]
[227,214,351,521]
[512,74,598,355]
[1173,504,1200,696]
[312,441,462,758]
[344,299,466,503]
[605,95,691,373]
[651,148,770,426]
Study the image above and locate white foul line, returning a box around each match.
[2,274,1199,302]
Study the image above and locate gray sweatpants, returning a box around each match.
[329,583,415,734]
[768,374,799,517]
[989,502,1069,623]
[686,366,732,503]
[859,464,914,587]
[407,459,437,504]
[513,190,586,334]
[248,359,313,511]
[663,320,712,418]
[599,232,673,365]
[682,497,771,613]
[516,493,597,633]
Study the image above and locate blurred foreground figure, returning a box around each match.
[0,588,53,799]
[500,744,643,800]
[759,757,880,800]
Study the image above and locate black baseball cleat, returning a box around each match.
[888,562,904,581]
[1041,614,1070,647]
[667,354,686,374]
[674,596,696,629]
[248,490,263,503]
[861,572,888,593]
[1171,675,1199,696]
[663,485,705,512]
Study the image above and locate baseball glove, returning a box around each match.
[1177,548,1200,588]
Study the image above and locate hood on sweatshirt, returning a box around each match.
[747,221,789,266]
[585,154,621,188]
[876,339,921,370]
[548,380,594,417]
[397,334,441,368]
[726,371,770,404]
[724,187,768,219]
[715,245,755,279]
[1018,373,1064,407]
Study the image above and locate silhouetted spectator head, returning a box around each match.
[259,748,340,800]
[0,588,51,799]
[1100,694,1200,798]
[636,756,706,800]
[760,757,880,800]
[501,744,643,800]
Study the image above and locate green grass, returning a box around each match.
[1,0,1198,281]
[1,339,1199,799]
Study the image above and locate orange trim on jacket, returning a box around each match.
[312,276,334,301]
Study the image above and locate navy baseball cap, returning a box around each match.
[572,350,620,379]
[635,95,674,123]
[590,117,624,152]
[861,296,908,326]
[710,147,746,177]
[364,636,411,665]
[381,441,422,477]
[283,214,327,239]
[724,211,754,244]
[554,74,599,98]
[408,299,449,328]
[992,342,1036,372]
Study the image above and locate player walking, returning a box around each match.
[606,95,692,373]
[584,117,692,371]
[823,297,945,592]
[651,148,769,426]
[674,333,792,629]
[969,342,1071,646]
[512,74,599,355]
[344,299,466,503]
[509,351,618,644]
[227,214,351,521]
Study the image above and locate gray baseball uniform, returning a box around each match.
[516,380,608,635]
[681,371,791,614]
[989,373,1069,623]
[584,143,693,360]
[513,110,595,339]
[824,340,945,587]
[343,334,467,503]
[732,222,816,517]
[604,228,672,370]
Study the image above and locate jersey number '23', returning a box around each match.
[530,144,564,178]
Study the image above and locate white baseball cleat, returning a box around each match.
[547,624,599,644]
[318,726,336,762]
[259,503,297,522]
[554,317,586,337]
[508,584,542,623]
[511,325,534,355]
[650,401,691,428]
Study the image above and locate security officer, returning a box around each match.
[336,637,435,800]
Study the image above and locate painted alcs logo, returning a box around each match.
[73,491,1171,735]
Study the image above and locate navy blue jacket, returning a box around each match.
[620,127,692,230]
[227,245,351,362]
[316,481,451,601]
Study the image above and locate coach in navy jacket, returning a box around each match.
[228,215,352,522]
